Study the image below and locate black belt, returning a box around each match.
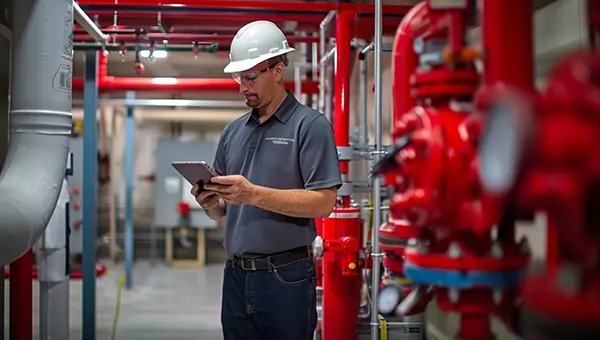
[229,246,312,271]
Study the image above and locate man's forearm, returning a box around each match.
[251,185,336,218]
[206,198,227,220]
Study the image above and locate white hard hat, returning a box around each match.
[224,20,295,74]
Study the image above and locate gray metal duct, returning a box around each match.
[0,0,73,267]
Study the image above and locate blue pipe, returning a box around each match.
[82,50,98,340]
[124,91,135,289]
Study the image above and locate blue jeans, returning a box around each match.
[221,257,318,340]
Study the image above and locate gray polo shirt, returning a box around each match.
[212,90,342,256]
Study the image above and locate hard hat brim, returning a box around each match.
[223,48,296,74]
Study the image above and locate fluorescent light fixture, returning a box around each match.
[151,77,178,85]
[140,50,167,58]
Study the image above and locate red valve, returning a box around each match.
[73,187,80,194]
[478,50,600,339]
[323,237,359,276]
[73,202,81,210]
[73,220,82,229]
[178,202,191,215]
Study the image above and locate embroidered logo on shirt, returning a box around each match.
[265,137,295,145]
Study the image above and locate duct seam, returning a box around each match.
[10,110,73,135]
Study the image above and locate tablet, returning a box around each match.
[171,161,218,189]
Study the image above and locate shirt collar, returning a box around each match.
[246,90,299,125]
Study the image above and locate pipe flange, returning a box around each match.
[337,146,354,161]
[337,182,354,197]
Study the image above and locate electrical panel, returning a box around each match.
[153,139,219,229]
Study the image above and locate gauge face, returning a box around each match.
[479,100,522,193]
[377,285,402,315]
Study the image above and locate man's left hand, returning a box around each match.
[204,175,258,205]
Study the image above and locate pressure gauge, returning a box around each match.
[377,284,403,316]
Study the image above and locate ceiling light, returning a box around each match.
[140,50,167,58]
[151,77,178,85]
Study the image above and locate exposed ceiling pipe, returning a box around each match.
[77,0,412,17]
[87,14,404,34]
[74,2,109,43]
[72,29,321,95]
[0,0,73,267]
[71,77,319,94]
[72,33,320,45]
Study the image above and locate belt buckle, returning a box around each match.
[242,258,257,271]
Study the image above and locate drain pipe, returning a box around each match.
[358,43,374,147]
[36,178,70,340]
[2,0,73,264]
[370,0,384,336]
[318,10,336,114]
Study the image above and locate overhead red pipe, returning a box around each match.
[74,33,320,44]
[10,250,33,340]
[78,0,413,16]
[72,77,319,94]
[333,10,355,207]
[74,40,319,94]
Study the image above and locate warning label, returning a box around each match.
[52,64,72,93]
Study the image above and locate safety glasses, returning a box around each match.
[232,61,279,85]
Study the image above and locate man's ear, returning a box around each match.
[274,63,285,80]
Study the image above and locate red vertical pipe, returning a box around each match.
[387,1,428,188]
[322,208,363,340]
[391,2,428,131]
[482,0,536,257]
[10,250,33,340]
[482,0,534,90]
[333,10,355,207]
[98,50,108,79]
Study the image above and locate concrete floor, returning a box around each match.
[1,260,524,340]
[7,261,225,340]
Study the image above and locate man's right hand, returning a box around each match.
[191,184,220,210]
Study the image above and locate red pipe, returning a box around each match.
[391,2,428,131]
[386,1,428,187]
[72,77,319,94]
[74,33,320,45]
[321,209,363,340]
[99,50,108,79]
[10,250,33,340]
[482,0,534,90]
[87,17,402,36]
[333,10,355,207]
[78,0,413,16]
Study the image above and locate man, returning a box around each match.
[191,20,342,340]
